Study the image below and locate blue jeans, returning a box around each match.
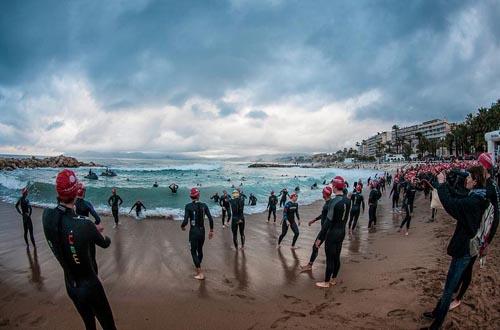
[431,254,472,329]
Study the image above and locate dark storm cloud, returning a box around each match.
[0,0,499,153]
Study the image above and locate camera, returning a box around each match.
[445,168,469,197]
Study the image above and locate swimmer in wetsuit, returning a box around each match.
[279,188,289,208]
[266,191,278,223]
[153,181,159,188]
[348,185,365,235]
[129,200,146,219]
[315,176,351,288]
[42,170,116,330]
[219,190,232,228]
[169,183,179,193]
[248,193,257,206]
[107,188,123,228]
[229,190,245,250]
[181,188,214,280]
[75,184,102,274]
[15,187,36,248]
[277,193,300,249]
[210,192,220,204]
[300,186,333,272]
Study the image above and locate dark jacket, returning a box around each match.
[437,184,489,258]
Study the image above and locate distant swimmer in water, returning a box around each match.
[323,180,327,185]
[169,183,179,193]
[277,193,300,249]
[181,188,214,280]
[248,193,257,206]
[311,182,318,190]
[107,188,123,228]
[238,189,247,201]
[210,192,220,204]
[153,181,159,188]
[266,191,278,223]
[300,186,332,272]
[129,200,146,219]
[295,186,300,192]
[15,187,35,247]
[229,190,245,250]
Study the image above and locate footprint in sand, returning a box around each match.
[232,293,256,301]
[270,310,306,328]
[352,288,374,293]
[309,302,330,316]
[283,294,302,304]
[29,315,46,327]
[387,309,408,318]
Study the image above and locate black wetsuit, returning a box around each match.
[349,192,365,230]
[389,182,401,209]
[15,195,35,246]
[130,201,146,218]
[279,190,288,207]
[182,201,214,268]
[229,197,245,248]
[308,198,333,265]
[317,195,350,282]
[248,195,257,206]
[278,201,300,247]
[219,195,232,226]
[107,194,123,225]
[267,195,278,222]
[368,188,382,228]
[75,198,101,274]
[42,205,115,330]
[210,193,220,204]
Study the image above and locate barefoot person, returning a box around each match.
[422,166,489,329]
[15,187,36,248]
[107,188,123,228]
[315,176,350,288]
[229,190,245,249]
[42,170,116,330]
[277,193,300,249]
[300,186,333,272]
[368,181,382,229]
[181,188,214,280]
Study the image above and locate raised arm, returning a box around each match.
[86,201,101,225]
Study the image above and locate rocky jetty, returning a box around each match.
[0,155,99,171]
[248,163,297,168]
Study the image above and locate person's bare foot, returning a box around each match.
[194,273,205,280]
[449,299,461,310]
[405,231,409,236]
[329,278,337,286]
[315,282,330,288]
[300,264,312,272]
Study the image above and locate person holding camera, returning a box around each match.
[422,166,489,330]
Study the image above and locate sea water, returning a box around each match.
[0,158,381,219]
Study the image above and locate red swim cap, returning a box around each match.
[56,169,79,201]
[356,185,362,192]
[290,192,298,199]
[322,186,333,198]
[190,188,200,199]
[331,176,345,190]
[478,152,493,170]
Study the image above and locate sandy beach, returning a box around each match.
[0,190,498,329]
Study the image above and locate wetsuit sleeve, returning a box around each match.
[389,185,394,197]
[15,199,21,214]
[118,196,123,206]
[295,205,300,221]
[107,196,112,207]
[86,201,101,225]
[182,205,189,228]
[283,203,289,223]
[267,198,270,209]
[89,222,111,248]
[204,204,214,230]
[318,205,334,241]
[129,204,135,213]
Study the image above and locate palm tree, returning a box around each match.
[392,125,400,153]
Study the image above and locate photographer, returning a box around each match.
[422,166,489,330]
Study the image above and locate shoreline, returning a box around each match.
[0,187,498,329]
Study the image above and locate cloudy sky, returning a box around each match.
[1,0,499,157]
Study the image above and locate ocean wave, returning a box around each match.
[113,163,221,172]
[0,173,28,190]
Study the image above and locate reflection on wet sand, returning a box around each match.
[26,247,43,290]
[233,250,248,290]
[277,248,299,284]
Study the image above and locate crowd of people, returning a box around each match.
[15,152,499,330]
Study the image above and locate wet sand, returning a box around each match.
[0,191,498,329]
